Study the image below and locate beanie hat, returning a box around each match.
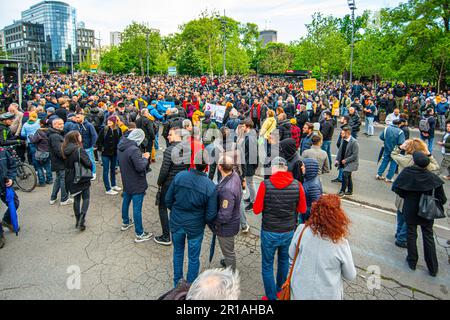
[47,107,55,114]
[128,129,146,147]
[290,118,297,125]
[413,151,430,168]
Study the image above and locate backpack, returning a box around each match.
[419,117,430,133]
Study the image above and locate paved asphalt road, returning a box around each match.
[1,132,449,300]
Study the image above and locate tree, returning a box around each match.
[177,43,203,75]
[258,43,293,74]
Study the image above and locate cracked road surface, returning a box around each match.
[0,148,449,300]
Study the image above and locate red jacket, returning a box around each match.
[189,137,205,170]
[253,171,307,215]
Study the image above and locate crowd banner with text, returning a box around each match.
[205,103,227,124]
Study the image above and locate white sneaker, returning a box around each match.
[49,200,57,205]
[60,198,74,206]
[91,174,97,181]
[106,190,119,196]
[112,186,122,192]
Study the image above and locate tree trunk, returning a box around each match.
[139,55,144,76]
[208,42,214,78]
[437,57,446,94]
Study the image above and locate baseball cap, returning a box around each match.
[271,157,288,167]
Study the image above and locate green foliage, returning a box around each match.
[58,66,69,74]
[177,43,203,76]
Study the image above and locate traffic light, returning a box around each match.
[3,67,18,84]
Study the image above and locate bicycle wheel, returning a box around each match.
[15,163,37,193]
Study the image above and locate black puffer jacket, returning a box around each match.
[63,143,92,195]
[349,113,361,133]
[48,127,65,172]
[157,141,189,187]
[96,126,122,157]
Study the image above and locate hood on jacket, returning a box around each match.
[128,129,146,146]
[63,142,79,158]
[118,137,139,152]
[279,119,292,129]
[269,171,295,189]
[393,165,444,192]
[280,139,298,161]
[303,158,319,181]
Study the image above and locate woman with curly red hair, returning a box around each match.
[288,194,357,300]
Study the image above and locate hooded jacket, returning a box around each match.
[277,119,292,142]
[48,127,65,172]
[302,158,323,208]
[254,171,307,233]
[97,126,122,157]
[63,142,92,195]
[280,138,304,183]
[29,128,50,152]
[392,165,447,225]
[79,120,98,149]
[117,137,150,195]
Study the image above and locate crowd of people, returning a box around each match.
[0,73,449,300]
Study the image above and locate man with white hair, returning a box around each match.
[186,268,240,300]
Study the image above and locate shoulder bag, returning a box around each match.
[278,226,308,301]
[418,189,446,220]
[74,148,93,184]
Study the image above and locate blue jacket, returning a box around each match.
[380,125,405,154]
[302,158,323,207]
[79,120,98,149]
[21,121,41,142]
[0,147,17,195]
[64,120,79,135]
[436,102,449,115]
[165,170,218,238]
[214,172,242,238]
[45,102,60,111]
[148,105,165,121]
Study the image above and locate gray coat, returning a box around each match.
[336,137,359,172]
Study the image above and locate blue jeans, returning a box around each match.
[85,147,96,174]
[377,154,398,180]
[36,157,53,185]
[261,230,294,300]
[172,228,204,287]
[28,143,37,169]
[51,170,68,202]
[121,192,145,236]
[420,135,434,153]
[321,140,332,170]
[101,155,117,191]
[155,133,159,150]
[336,168,343,181]
[396,210,408,244]
[365,117,375,136]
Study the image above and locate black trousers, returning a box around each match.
[407,222,438,274]
[340,171,353,193]
[73,188,90,223]
[158,184,170,238]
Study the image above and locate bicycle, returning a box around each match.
[6,146,38,193]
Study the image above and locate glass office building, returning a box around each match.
[22,1,77,66]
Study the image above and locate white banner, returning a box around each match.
[205,103,227,124]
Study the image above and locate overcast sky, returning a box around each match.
[1,0,404,45]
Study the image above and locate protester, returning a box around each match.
[241,119,258,212]
[214,157,242,271]
[288,195,356,300]
[118,129,153,243]
[437,121,450,180]
[156,127,189,246]
[0,145,18,249]
[348,107,361,139]
[253,157,307,300]
[62,131,92,231]
[320,111,334,167]
[29,119,53,187]
[385,108,401,126]
[97,116,123,195]
[48,118,72,206]
[364,98,376,137]
[165,151,217,287]
[280,138,304,183]
[300,122,314,155]
[376,119,406,183]
[419,108,436,153]
[302,135,330,175]
[336,127,359,197]
[392,152,447,277]
[76,110,98,180]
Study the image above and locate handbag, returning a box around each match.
[418,189,446,220]
[155,186,162,206]
[35,150,50,162]
[74,148,93,184]
[278,226,308,301]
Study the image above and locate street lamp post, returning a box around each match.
[348,0,356,86]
